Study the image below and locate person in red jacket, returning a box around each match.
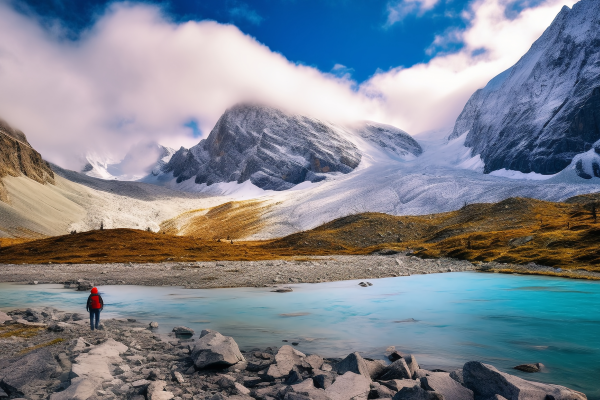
[86,287,104,331]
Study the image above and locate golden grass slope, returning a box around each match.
[160,200,271,239]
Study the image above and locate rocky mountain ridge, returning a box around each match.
[159,104,422,191]
[450,0,600,177]
[0,118,54,202]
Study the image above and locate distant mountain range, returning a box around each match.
[451,0,600,178]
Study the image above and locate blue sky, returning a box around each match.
[16,0,474,82]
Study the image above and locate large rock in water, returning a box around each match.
[449,0,600,176]
[0,349,59,396]
[462,361,587,400]
[191,330,245,369]
[163,103,362,190]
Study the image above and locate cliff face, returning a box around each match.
[450,0,600,176]
[0,119,54,202]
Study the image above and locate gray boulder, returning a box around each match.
[325,371,371,400]
[270,345,306,377]
[365,359,387,379]
[392,386,443,400]
[333,352,372,381]
[379,359,411,380]
[420,373,474,400]
[462,361,587,400]
[304,355,324,371]
[449,369,463,386]
[49,377,102,400]
[313,373,335,389]
[0,349,59,397]
[0,312,10,325]
[191,330,245,369]
[369,382,396,399]
[403,355,419,378]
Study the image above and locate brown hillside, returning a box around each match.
[2,196,600,271]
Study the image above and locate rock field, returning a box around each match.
[0,308,587,400]
[0,255,478,289]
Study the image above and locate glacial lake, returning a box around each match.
[1,272,599,398]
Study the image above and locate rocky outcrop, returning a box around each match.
[0,118,54,202]
[450,0,600,176]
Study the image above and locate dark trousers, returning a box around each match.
[89,309,101,330]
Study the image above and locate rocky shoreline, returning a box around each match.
[0,308,588,400]
[0,255,479,289]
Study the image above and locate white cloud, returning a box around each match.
[385,0,441,26]
[0,2,380,169]
[0,0,579,170]
[367,0,577,135]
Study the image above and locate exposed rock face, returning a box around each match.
[352,121,423,159]
[0,118,54,202]
[450,0,600,176]
[163,103,363,190]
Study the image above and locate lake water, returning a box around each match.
[1,272,599,398]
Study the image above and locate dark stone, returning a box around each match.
[379,359,411,380]
[392,386,443,400]
[313,374,334,389]
[513,363,543,373]
[388,351,402,362]
[285,368,304,385]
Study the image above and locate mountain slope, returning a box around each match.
[450,0,600,176]
[159,103,423,191]
[0,118,54,202]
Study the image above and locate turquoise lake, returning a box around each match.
[1,272,599,398]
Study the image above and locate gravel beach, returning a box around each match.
[0,255,478,288]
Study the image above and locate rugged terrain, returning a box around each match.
[0,119,54,203]
[3,193,600,279]
[0,308,588,400]
[450,0,600,176]
[156,104,422,191]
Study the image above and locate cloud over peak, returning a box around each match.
[0,0,577,170]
